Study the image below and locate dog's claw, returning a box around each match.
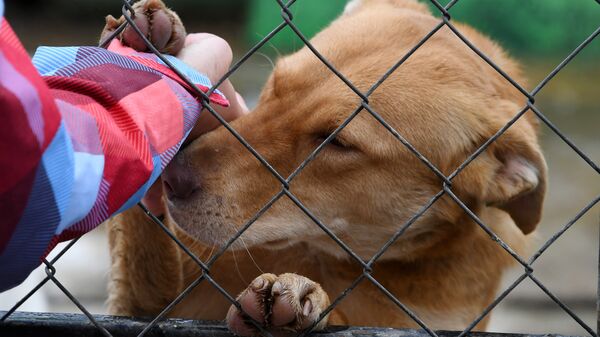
[226,273,330,336]
[302,299,312,317]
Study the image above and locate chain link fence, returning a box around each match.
[2,0,600,336]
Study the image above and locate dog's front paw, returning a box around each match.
[226,273,330,336]
[101,0,186,55]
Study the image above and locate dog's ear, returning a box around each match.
[480,123,547,235]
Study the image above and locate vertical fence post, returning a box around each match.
[597,213,600,336]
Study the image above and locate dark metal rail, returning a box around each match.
[0,312,584,337]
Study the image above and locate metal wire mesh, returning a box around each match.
[2,0,600,336]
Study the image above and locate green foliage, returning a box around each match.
[246,0,348,53]
[431,0,600,59]
[245,0,600,58]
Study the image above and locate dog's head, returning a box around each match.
[164,0,546,260]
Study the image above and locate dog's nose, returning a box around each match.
[162,160,197,200]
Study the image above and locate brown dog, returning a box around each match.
[104,0,546,335]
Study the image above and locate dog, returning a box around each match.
[103,0,546,335]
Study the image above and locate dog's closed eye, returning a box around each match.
[316,134,352,150]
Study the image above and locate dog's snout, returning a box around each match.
[163,160,198,200]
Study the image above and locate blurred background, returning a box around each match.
[1,0,599,335]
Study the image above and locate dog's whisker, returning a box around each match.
[230,245,248,285]
[240,236,265,275]
[205,243,217,262]
[256,52,276,71]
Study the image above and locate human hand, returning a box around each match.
[142,33,249,216]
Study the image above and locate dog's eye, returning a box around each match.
[316,134,350,150]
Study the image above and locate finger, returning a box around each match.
[185,88,248,142]
[176,34,252,142]
[177,33,232,83]
[216,80,246,120]
[236,92,250,115]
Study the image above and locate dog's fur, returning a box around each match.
[105,0,546,333]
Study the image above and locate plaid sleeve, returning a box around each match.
[0,18,227,291]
